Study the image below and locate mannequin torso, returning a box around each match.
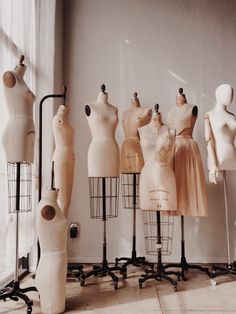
[52,105,75,217]
[121,94,152,173]
[35,189,67,314]
[85,91,120,177]
[139,111,177,211]
[167,102,197,136]
[167,91,207,216]
[2,64,35,163]
[205,84,236,183]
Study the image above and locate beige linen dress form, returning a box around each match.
[167,103,207,216]
[139,121,177,212]
[121,99,152,174]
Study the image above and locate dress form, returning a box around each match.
[167,88,207,216]
[139,105,177,212]
[2,56,35,163]
[52,105,75,217]
[85,85,119,177]
[121,92,152,173]
[35,188,68,314]
[205,84,236,184]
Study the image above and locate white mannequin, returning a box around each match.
[167,88,207,217]
[85,85,119,177]
[139,106,177,211]
[35,188,68,314]
[121,92,152,173]
[205,84,236,184]
[52,105,75,217]
[2,56,35,163]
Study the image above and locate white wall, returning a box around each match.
[64,0,236,264]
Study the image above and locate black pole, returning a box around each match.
[132,173,137,259]
[15,163,21,283]
[157,211,162,268]
[102,178,107,266]
[38,88,66,203]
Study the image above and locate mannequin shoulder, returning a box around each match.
[3,71,16,88]
[109,103,118,114]
[138,123,150,137]
[192,105,198,117]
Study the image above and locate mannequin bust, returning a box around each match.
[2,55,35,163]
[138,105,177,211]
[167,88,198,135]
[85,84,119,177]
[167,88,207,217]
[52,105,75,217]
[35,188,68,314]
[205,84,236,184]
[121,92,152,173]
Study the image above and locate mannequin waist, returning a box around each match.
[176,135,193,138]
[54,145,74,150]
[7,114,34,120]
[144,161,169,167]
[40,249,67,256]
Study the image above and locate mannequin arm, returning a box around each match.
[3,71,16,88]
[204,114,218,184]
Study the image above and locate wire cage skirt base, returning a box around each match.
[89,177,119,219]
[121,173,140,209]
[142,211,174,256]
[7,162,32,213]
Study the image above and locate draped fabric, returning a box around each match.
[0,0,58,281]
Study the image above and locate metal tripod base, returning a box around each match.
[210,264,236,286]
[115,253,153,277]
[0,281,37,314]
[80,261,125,290]
[138,266,180,291]
[164,256,210,280]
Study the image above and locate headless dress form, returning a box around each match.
[35,189,68,314]
[2,66,35,163]
[167,103,207,216]
[86,91,119,177]
[205,84,236,175]
[139,116,177,212]
[52,105,75,217]
[121,95,152,173]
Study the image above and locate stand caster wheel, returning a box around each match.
[27,306,32,314]
[174,285,178,292]
[211,279,217,286]
[139,282,143,289]
[122,273,127,279]
[114,282,118,290]
[80,280,85,287]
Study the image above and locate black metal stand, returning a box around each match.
[164,216,209,280]
[115,173,153,275]
[0,163,37,314]
[38,88,83,276]
[210,171,236,285]
[80,178,124,289]
[138,211,180,291]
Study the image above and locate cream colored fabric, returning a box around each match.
[167,104,208,217]
[139,123,177,211]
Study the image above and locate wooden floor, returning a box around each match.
[0,266,236,313]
